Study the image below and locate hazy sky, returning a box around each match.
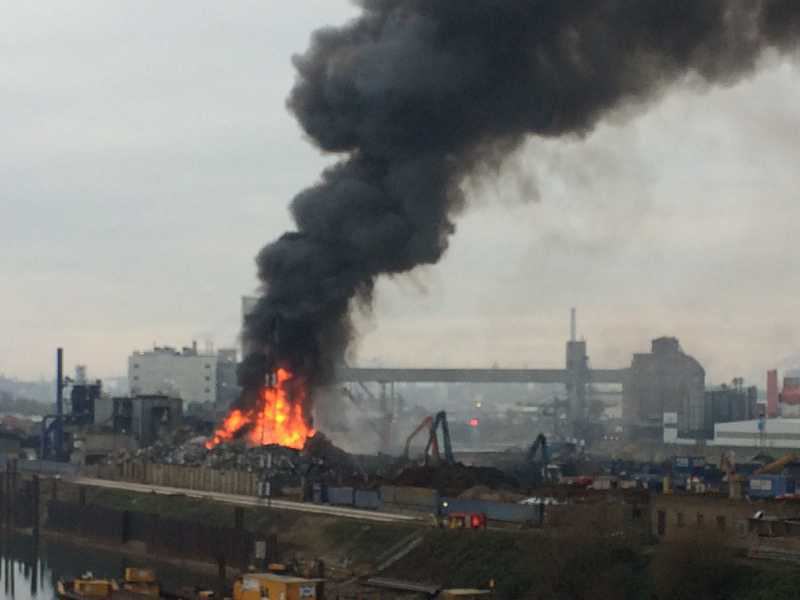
[2,2,799,385]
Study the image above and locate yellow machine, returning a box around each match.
[755,453,798,475]
[121,568,160,598]
[233,573,323,600]
[438,590,492,600]
[57,574,118,600]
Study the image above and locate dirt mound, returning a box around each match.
[393,463,518,496]
[458,485,525,503]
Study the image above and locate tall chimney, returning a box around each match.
[767,369,779,418]
[56,347,64,459]
[570,308,577,342]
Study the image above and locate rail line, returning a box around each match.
[71,477,420,524]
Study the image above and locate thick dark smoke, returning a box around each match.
[242,0,800,411]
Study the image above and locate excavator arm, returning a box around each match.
[403,416,434,460]
[527,434,549,464]
[425,411,455,466]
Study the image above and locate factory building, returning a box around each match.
[129,343,235,406]
[710,418,800,449]
[779,377,800,417]
[703,382,758,436]
[216,348,240,414]
[623,337,705,439]
[112,395,183,447]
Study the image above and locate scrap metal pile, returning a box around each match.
[103,429,370,487]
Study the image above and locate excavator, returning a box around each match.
[402,411,455,466]
[754,452,798,475]
[514,433,562,487]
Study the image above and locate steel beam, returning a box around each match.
[336,367,627,385]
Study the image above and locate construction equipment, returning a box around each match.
[120,568,159,598]
[233,573,322,600]
[56,574,118,600]
[527,434,550,464]
[525,433,561,484]
[445,512,487,529]
[754,452,798,475]
[424,411,455,466]
[403,415,436,461]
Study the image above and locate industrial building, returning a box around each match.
[710,418,800,449]
[623,337,705,439]
[129,343,238,407]
[113,395,183,447]
[703,381,758,436]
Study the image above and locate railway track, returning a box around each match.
[71,477,420,524]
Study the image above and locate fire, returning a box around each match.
[206,368,315,450]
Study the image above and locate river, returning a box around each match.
[0,532,219,600]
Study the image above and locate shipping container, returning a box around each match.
[391,486,439,511]
[327,486,355,506]
[379,485,397,505]
[354,489,381,510]
[748,475,796,498]
[312,483,328,504]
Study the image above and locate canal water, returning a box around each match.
[0,532,218,600]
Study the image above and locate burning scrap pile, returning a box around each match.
[207,368,315,451]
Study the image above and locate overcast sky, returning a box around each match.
[2,2,799,386]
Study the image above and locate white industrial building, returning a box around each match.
[129,344,220,405]
[710,418,800,449]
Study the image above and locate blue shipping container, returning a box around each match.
[312,483,328,504]
[327,486,355,506]
[748,475,796,498]
[354,489,382,510]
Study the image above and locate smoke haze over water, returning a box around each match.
[242,0,800,403]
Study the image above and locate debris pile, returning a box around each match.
[103,429,370,488]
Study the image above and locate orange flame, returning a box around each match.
[206,368,315,450]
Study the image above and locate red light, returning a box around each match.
[470,514,485,529]
[469,418,480,427]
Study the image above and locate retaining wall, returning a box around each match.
[47,500,255,567]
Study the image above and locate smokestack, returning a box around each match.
[570,308,577,343]
[767,369,779,418]
[56,347,64,458]
[241,1,800,407]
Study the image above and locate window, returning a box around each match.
[677,512,685,528]
[205,376,211,381]
[205,388,211,393]
[697,513,704,527]
[133,375,139,381]
[205,364,211,369]
[716,515,726,531]
[133,363,139,368]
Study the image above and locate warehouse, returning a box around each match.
[710,418,800,449]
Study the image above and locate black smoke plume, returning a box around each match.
[242,0,800,409]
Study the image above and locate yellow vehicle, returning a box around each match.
[233,573,323,600]
[57,573,118,600]
[120,568,160,598]
[439,590,492,600]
